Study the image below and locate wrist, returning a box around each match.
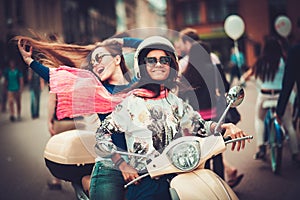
[114,157,125,169]
[118,160,128,171]
[210,122,217,133]
[24,57,33,66]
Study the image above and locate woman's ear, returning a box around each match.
[114,55,121,65]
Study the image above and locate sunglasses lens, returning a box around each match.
[91,54,101,66]
[96,54,102,62]
[160,56,171,64]
[145,57,157,64]
[92,54,111,66]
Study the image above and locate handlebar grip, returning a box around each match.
[224,135,254,145]
[223,136,232,142]
[221,128,226,136]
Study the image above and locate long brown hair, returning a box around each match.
[13,35,131,82]
[13,35,95,68]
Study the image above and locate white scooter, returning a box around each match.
[44,86,251,200]
[96,86,253,200]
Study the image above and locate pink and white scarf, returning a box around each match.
[50,66,167,119]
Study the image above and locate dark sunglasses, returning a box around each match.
[144,56,171,66]
[91,53,112,66]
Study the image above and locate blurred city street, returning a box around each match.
[1,1,300,199]
[0,87,76,200]
[0,79,300,200]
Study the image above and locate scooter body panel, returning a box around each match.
[170,169,238,200]
[44,129,96,165]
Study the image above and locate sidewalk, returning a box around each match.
[0,86,49,126]
[0,86,76,200]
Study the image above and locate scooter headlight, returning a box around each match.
[167,141,201,171]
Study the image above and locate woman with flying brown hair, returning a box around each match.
[16,35,141,198]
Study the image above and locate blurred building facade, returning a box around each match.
[1,0,299,71]
[166,0,300,68]
[0,0,117,73]
[0,0,165,80]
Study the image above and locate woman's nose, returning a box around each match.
[154,61,162,67]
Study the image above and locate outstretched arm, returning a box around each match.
[17,39,50,82]
[102,37,143,49]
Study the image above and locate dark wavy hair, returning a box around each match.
[253,36,284,82]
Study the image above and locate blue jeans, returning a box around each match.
[30,89,40,118]
[126,175,173,200]
[89,161,126,200]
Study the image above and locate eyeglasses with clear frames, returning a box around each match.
[144,56,171,67]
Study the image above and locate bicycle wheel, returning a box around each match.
[269,119,283,175]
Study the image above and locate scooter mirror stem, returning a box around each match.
[214,101,233,133]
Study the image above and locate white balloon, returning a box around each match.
[274,15,292,37]
[224,15,245,40]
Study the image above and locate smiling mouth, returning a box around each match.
[152,69,165,72]
[97,68,104,74]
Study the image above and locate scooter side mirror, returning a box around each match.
[214,85,245,133]
[226,85,245,108]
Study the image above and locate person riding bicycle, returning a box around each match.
[243,36,300,163]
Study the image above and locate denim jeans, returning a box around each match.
[126,175,173,200]
[30,89,40,118]
[89,160,126,200]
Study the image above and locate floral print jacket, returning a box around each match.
[95,91,213,172]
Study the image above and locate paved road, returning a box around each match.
[224,79,300,200]
[0,88,75,200]
[0,80,300,200]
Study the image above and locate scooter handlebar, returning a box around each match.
[224,135,253,145]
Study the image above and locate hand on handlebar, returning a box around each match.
[221,123,251,151]
[119,162,140,185]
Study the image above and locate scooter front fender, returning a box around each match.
[170,169,238,200]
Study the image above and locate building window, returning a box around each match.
[207,0,238,23]
[16,0,24,25]
[62,0,80,43]
[182,1,200,25]
[4,0,13,28]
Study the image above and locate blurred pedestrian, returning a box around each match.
[229,46,245,85]
[28,68,44,119]
[178,40,243,187]
[177,28,200,76]
[4,59,24,121]
[276,41,300,152]
[0,66,7,112]
[243,36,300,163]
